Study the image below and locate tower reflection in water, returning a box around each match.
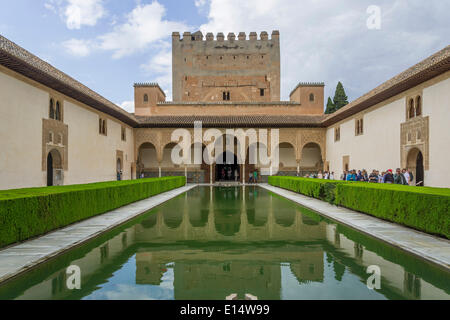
[1,187,449,300]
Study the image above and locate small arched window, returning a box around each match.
[143,94,149,103]
[415,96,421,116]
[55,101,61,121]
[48,131,54,143]
[417,130,422,141]
[309,93,315,102]
[408,99,415,119]
[49,99,55,119]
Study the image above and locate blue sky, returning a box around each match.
[0,0,448,113]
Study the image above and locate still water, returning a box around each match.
[0,186,449,300]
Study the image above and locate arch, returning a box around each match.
[216,151,240,181]
[143,94,149,103]
[299,142,323,173]
[162,142,178,168]
[406,148,424,186]
[47,149,62,186]
[309,93,315,102]
[138,142,158,177]
[415,96,422,116]
[277,142,296,169]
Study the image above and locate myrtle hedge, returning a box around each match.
[0,177,186,247]
[268,176,449,239]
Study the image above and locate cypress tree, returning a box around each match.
[325,97,335,114]
[333,81,349,111]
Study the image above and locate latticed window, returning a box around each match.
[49,99,55,119]
[415,96,422,116]
[55,101,61,121]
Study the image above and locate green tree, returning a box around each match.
[333,81,349,111]
[325,97,335,114]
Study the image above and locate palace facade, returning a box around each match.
[0,31,449,189]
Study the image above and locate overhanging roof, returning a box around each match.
[0,35,138,127]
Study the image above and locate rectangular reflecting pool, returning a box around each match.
[0,186,449,300]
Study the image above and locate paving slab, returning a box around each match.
[0,185,196,284]
[260,184,450,270]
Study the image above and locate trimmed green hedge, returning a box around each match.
[268,176,344,203]
[0,177,186,248]
[268,176,450,239]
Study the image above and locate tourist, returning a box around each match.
[369,170,378,183]
[341,171,347,181]
[402,169,410,186]
[378,171,385,183]
[253,170,258,183]
[330,172,335,180]
[408,169,414,186]
[384,169,394,184]
[362,170,369,182]
[346,170,356,181]
[248,172,253,183]
[324,171,329,180]
[356,170,363,181]
[318,171,323,179]
[221,168,225,180]
[394,168,408,185]
[234,169,239,182]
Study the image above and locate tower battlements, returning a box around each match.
[172,30,279,43]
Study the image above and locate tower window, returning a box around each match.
[143,94,148,103]
[260,89,265,97]
[309,93,315,102]
[408,98,415,119]
[223,91,230,101]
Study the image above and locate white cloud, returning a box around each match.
[197,0,450,101]
[118,101,135,113]
[140,46,173,99]
[98,2,189,59]
[62,38,94,57]
[45,0,106,29]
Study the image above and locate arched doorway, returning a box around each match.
[116,158,122,180]
[278,142,297,175]
[299,143,323,176]
[47,149,63,186]
[407,148,424,186]
[216,151,240,182]
[137,142,158,178]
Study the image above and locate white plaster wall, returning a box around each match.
[326,98,404,176]
[422,77,450,188]
[63,100,134,185]
[0,71,47,190]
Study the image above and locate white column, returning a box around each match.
[242,164,246,184]
[210,165,213,184]
[159,166,161,178]
[185,166,187,179]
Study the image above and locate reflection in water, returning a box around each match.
[0,186,449,300]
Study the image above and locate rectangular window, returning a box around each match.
[334,127,340,142]
[121,127,126,141]
[260,89,265,97]
[99,117,107,136]
[355,118,364,136]
[223,91,230,101]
